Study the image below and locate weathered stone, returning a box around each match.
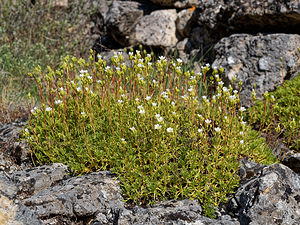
[228,163,300,225]
[105,0,156,46]
[11,163,70,200]
[273,142,300,174]
[0,195,42,225]
[135,9,178,47]
[176,8,194,39]
[114,199,239,225]
[22,171,124,224]
[211,33,300,106]
[150,0,197,8]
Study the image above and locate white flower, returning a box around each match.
[71,80,75,84]
[129,52,133,56]
[241,121,247,125]
[145,95,151,101]
[188,86,193,92]
[205,63,210,67]
[59,87,63,91]
[181,95,188,100]
[97,80,101,84]
[25,128,29,133]
[153,79,157,84]
[45,107,52,112]
[172,111,176,115]
[154,124,162,130]
[190,76,196,80]
[80,70,88,74]
[135,98,139,101]
[233,90,238,94]
[85,87,89,91]
[55,100,63,105]
[161,91,168,98]
[215,75,219,79]
[118,99,123,104]
[239,131,244,135]
[218,81,224,86]
[176,66,181,70]
[155,114,163,122]
[121,94,126,98]
[240,140,244,144]
[205,119,211,124]
[159,56,166,60]
[166,127,173,133]
[97,54,102,59]
[137,105,144,110]
[229,95,236,100]
[202,96,207,100]
[214,127,221,132]
[148,62,152,66]
[105,66,110,71]
[223,87,229,92]
[77,87,82,92]
[130,127,136,132]
[198,128,203,133]
[81,112,85,115]
[177,58,182,63]
[147,54,151,58]
[239,107,246,112]
[137,63,144,68]
[136,50,140,54]
[88,76,93,80]
[31,107,37,113]
[171,101,175,106]
[139,109,145,114]
[152,102,157,107]
[224,116,228,120]
[121,138,125,142]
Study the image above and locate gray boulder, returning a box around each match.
[176,8,195,39]
[135,9,178,47]
[229,162,300,225]
[150,0,197,8]
[105,0,157,46]
[211,33,300,106]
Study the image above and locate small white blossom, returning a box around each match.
[121,138,125,142]
[177,58,183,63]
[148,62,152,66]
[105,66,110,71]
[240,140,244,144]
[239,131,244,135]
[80,70,88,74]
[145,95,151,101]
[85,87,89,91]
[129,52,133,56]
[118,99,123,104]
[190,76,196,80]
[241,121,247,125]
[45,107,52,112]
[77,87,82,92]
[59,87,63,91]
[188,86,194,92]
[154,124,162,130]
[153,79,158,84]
[88,76,93,80]
[223,87,229,93]
[233,90,238,94]
[172,111,176,115]
[97,54,102,59]
[152,102,157,107]
[135,98,139,101]
[55,100,63,105]
[166,127,173,133]
[81,112,85,115]
[121,94,126,98]
[218,81,224,86]
[205,119,211,124]
[137,63,144,68]
[214,127,221,132]
[198,128,203,133]
[171,101,175,106]
[137,105,144,110]
[176,66,181,71]
[139,109,145,114]
[229,95,236,100]
[159,56,166,60]
[239,107,246,112]
[130,127,136,132]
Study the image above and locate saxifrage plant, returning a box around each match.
[23,49,277,218]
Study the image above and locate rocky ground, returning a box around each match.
[1,0,300,224]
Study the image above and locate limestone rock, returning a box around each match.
[228,163,300,225]
[105,0,156,46]
[211,33,300,106]
[23,171,124,224]
[176,8,194,39]
[135,9,178,47]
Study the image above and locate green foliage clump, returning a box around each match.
[23,49,277,218]
[248,74,300,151]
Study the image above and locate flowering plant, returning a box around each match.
[24,49,277,217]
